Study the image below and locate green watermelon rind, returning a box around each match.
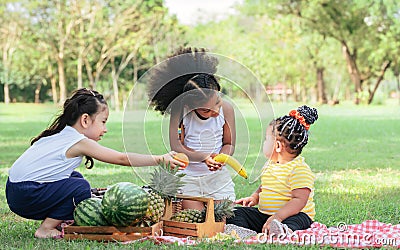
[101,182,149,227]
[73,197,109,226]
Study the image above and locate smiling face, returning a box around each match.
[84,104,109,141]
[193,92,222,119]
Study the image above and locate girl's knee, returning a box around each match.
[72,178,91,201]
[70,171,84,178]
[80,178,90,189]
[71,175,90,189]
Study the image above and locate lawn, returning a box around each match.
[0,100,399,249]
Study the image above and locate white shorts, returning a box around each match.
[180,169,236,201]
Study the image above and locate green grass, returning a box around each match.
[0,101,399,249]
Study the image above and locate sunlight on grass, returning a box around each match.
[317,168,400,195]
[314,168,400,226]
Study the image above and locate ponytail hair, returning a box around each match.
[31,88,107,169]
[147,47,220,114]
[270,105,318,155]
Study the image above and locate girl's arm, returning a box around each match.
[202,100,236,169]
[68,138,183,167]
[219,100,236,155]
[169,108,210,162]
[203,100,235,171]
[262,188,311,232]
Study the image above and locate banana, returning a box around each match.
[213,154,248,179]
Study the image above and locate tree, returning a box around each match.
[260,0,399,104]
[25,0,86,103]
[0,1,24,104]
[108,0,167,111]
[0,0,187,105]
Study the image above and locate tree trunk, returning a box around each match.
[302,86,308,103]
[2,47,10,104]
[397,74,400,105]
[3,83,10,104]
[110,57,120,111]
[329,74,342,105]
[153,40,161,64]
[342,42,362,104]
[34,82,42,103]
[57,55,67,104]
[316,67,328,104]
[367,60,391,104]
[47,64,58,104]
[251,79,264,103]
[133,57,138,84]
[93,54,112,89]
[293,81,301,102]
[77,20,85,89]
[282,84,287,103]
[77,52,83,89]
[84,58,95,89]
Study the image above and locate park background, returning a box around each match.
[1,0,400,107]
[1,0,400,249]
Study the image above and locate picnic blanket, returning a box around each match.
[242,220,400,248]
[122,220,400,248]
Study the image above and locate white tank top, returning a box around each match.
[181,107,229,176]
[8,126,86,183]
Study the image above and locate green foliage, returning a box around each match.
[1,0,400,105]
[0,0,185,106]
[250,0,400,103]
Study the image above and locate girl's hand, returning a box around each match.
[262,214,283,234]
[234,195,258,207]
[160,152,186,170]
[204,154,222,171]
[262,220,270,234]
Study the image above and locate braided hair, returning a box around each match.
[270,105,318,155]
[31,88,107,169]
[147,47,220,114]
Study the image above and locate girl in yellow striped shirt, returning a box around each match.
[226,105,318,237]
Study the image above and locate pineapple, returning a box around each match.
[171,199,234,223]
[171,209,204,223]
[140,162,185,225]
[141,186,165,226]
[214,199,235,222]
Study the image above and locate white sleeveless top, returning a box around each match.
[8,126,86,183]
[181,107,229,176]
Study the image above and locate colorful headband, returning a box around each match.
[289,110,310,130]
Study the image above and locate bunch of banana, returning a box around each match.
[213,154,248,179]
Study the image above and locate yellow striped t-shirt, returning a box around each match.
[258,156,315,220]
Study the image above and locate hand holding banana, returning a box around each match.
[213,153,248,179]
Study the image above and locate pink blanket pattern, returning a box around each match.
[242,220,400,248]
[121,220,399,248]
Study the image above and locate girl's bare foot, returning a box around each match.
[34,217,63,239]
[34,228,62,239]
